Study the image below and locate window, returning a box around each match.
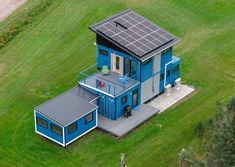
[173,65,179,73]
[68,122,77,134]
[160,73,164,81]
[37,117,48,128]
[115,56,120,70]
[143,58,151,65]
[100,49,108,56]
[122,95,127,104]
[85,113,93,124]
[51,124,62,135]
[124,59,137,77]
[167,70,170,77]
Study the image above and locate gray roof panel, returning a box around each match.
[89,9,181,61]
[35,85,99,127]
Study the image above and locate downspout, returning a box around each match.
[164,60,173,87]
[63,127,66,148]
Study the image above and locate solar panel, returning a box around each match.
[95,10,175,58]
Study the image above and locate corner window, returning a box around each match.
[143,58,151,65]
[51,124,62,135]
[167,70,170,77]
[68,122,77,134]
[85,113,93,124]
[122,95,127,104]
[160,73,164,81]
[37,117,48,128]
[173,65,179,73]
[100,49,108,56]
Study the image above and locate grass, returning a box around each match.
[0,0,234,166]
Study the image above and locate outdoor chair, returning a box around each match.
[102,65,109,75]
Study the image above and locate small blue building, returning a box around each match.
[34,9,181,146]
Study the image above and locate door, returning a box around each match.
[132,89,139,108]
[112,54,123,74]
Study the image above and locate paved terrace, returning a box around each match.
[80,71,139,97]
[98,84,195,137]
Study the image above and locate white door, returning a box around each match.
[112,53,123,74]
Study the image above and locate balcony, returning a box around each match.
[78,64,139,97]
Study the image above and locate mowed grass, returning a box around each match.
[0,0,235,166]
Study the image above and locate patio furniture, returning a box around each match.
[102,65,109,75]
[98,80,105,88]
[119,74,128,84]
[124,105,132,118]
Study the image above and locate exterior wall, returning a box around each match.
[64,109,97,145]
[97,44,141,81]
[97,93,116,120]
[35,111,64,146]
[115,84,141,119]
[141,58,153,82]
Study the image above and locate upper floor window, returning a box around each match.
[167,70,171,77]
[100,49,108,56]
[37,117,48,128]
[143,58,151,65]
[68,122,77,134]
[85,113,93,124]
[173,65,179,73]
[51,124,62,135]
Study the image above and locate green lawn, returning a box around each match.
[0,0,234,166]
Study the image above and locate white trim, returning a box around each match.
[34,110,37,132]
[89,96,100,103]
[115,82,140,97]
[79,82,115,98]
[35,110,64,127]
[62,127,65,147]
[164,60,173,87]
[35,130,64,147]
[65,109,98,146]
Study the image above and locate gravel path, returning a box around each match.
[0,0,27,22]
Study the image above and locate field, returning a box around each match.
[0,0,234,166]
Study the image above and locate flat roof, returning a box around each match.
[35,85,99,127]
[90,9,181,61]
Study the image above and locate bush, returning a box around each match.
[0,0,52,49]
[194,122,205,137]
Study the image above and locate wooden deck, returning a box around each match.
[98,104,159,137]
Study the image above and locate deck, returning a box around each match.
[80,71,139,97]
[98,84,195,137]
[98,104,159,137]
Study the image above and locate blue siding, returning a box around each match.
[141,58,153,82]
[97,44,141,81]
[171,56,181,82]
[35,111,63,145]
[115,84,141,119]
[64,109,97,144]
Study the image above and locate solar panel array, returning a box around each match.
[95,11,174,58]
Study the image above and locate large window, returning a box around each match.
[68,122,77,134]
[51,124,62,135]
[100,49,108,56]
[115,56,120,70]
[124,59,137,77]
[85,113,93,124]
[37,117,48,128]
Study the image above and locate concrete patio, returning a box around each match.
[98,84,195,137]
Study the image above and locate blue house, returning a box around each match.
[34,9,181,146]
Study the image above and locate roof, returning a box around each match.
[90,9,180,61]
[35,85,99,127]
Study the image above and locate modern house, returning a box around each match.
[34,9,181,147]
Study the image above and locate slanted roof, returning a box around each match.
[35,85,99,127]
[90,9,180,61]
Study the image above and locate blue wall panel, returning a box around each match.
[141,58,153,82]
[115,84,141,119]
[65,109,97,144]
[35,111,63,145]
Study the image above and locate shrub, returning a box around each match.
[194,122,205,137]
